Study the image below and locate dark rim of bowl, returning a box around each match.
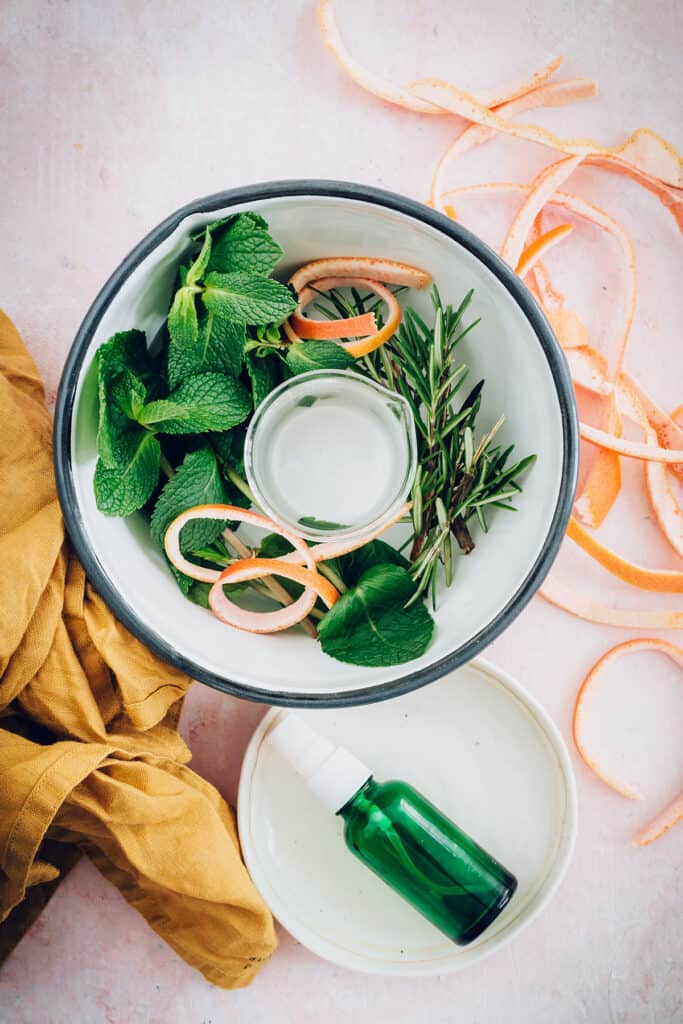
[54,179,578,709]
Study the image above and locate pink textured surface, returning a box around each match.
[1,1,682,1021]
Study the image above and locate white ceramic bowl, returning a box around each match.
[54,181,577,706]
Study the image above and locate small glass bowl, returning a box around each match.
[244,369,417,542]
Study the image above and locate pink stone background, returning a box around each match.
[1,1,682,1021]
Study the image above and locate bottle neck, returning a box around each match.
[338,776,377,820]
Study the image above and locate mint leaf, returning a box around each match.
[203,272,296,326]
[167,286,199,386]
[286,340,355,376]
[168,305,244,387]
[187,580,212,607]
[97,330,151,467]
[338,539,409,587]
[246,351,280,407]
[109,369,146,421]
[318,564,434,667]
[186,227,212,286]
[258,533,294,559]
[208,213,283,276]
[150,448,229,554]
[139,373,251,434]
[94,428,161,516]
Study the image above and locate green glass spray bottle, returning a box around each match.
[268,714,517,946]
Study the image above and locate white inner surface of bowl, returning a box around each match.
[238,661,576,974]
[71,195,564,696]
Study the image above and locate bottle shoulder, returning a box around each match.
[343,778,420,823]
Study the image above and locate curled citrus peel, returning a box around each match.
[411,79,683,187]
[317,0,563,116]
[573,639,683,845]
[288,256,431,294]
[209,558,339,635]
[290,303,376,340]
[501,155,583,268]
[284,276,402,358]
[566,516,683,593]
[430,78,598,210]
[539,575,683,630]
[164,505,315,586]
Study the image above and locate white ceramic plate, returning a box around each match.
[238,657,577,975]
[55,181,577,705]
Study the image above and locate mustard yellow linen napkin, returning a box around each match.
[0,311,276,988]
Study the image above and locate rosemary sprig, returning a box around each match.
[321,284,536,607]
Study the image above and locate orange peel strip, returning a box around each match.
[566,516,683,592]
[290,301,376,340]
[284,276,402,358]
[579,422,683,464]
[573,638,683,844]
[430,78,598,207]
[635,790,683,847]
[317,0,563,116]
[441,182,637,379]
[565,346,612,395]
[501,155,583,268]
[164,504,315,585]
[539,574,683,630]
[574,395,622,529]
[515,222,574,279]
[622,373,683,481]
[617,384,683,558]
[645,429,683,559]
[279,502,411,567]
[288,257,431,294]
[210,558,339,637]
[412,78,683,186]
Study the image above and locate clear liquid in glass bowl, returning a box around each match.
[244,370,417,542]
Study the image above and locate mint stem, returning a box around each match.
[225,465,256,505]
[318,562,348,594]
[160,452,176,479]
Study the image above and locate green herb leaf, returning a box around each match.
[338,539,409,588]
[186,227,212,287]
[94,428,161,516]
[96,330,152,468]
[286,340,354,376]
[203,271,296,326]
[150,448,229,554]
[186,580,212,607]
[168,304,245,387]
[246,350,280,407]
[297,515,349,531]
[208,213,283,276]
[108,369,147,421]
[318,564,434,667]
[138,373,251,434]
[257,533,294,559]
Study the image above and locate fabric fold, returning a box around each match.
[0,311,276,988]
